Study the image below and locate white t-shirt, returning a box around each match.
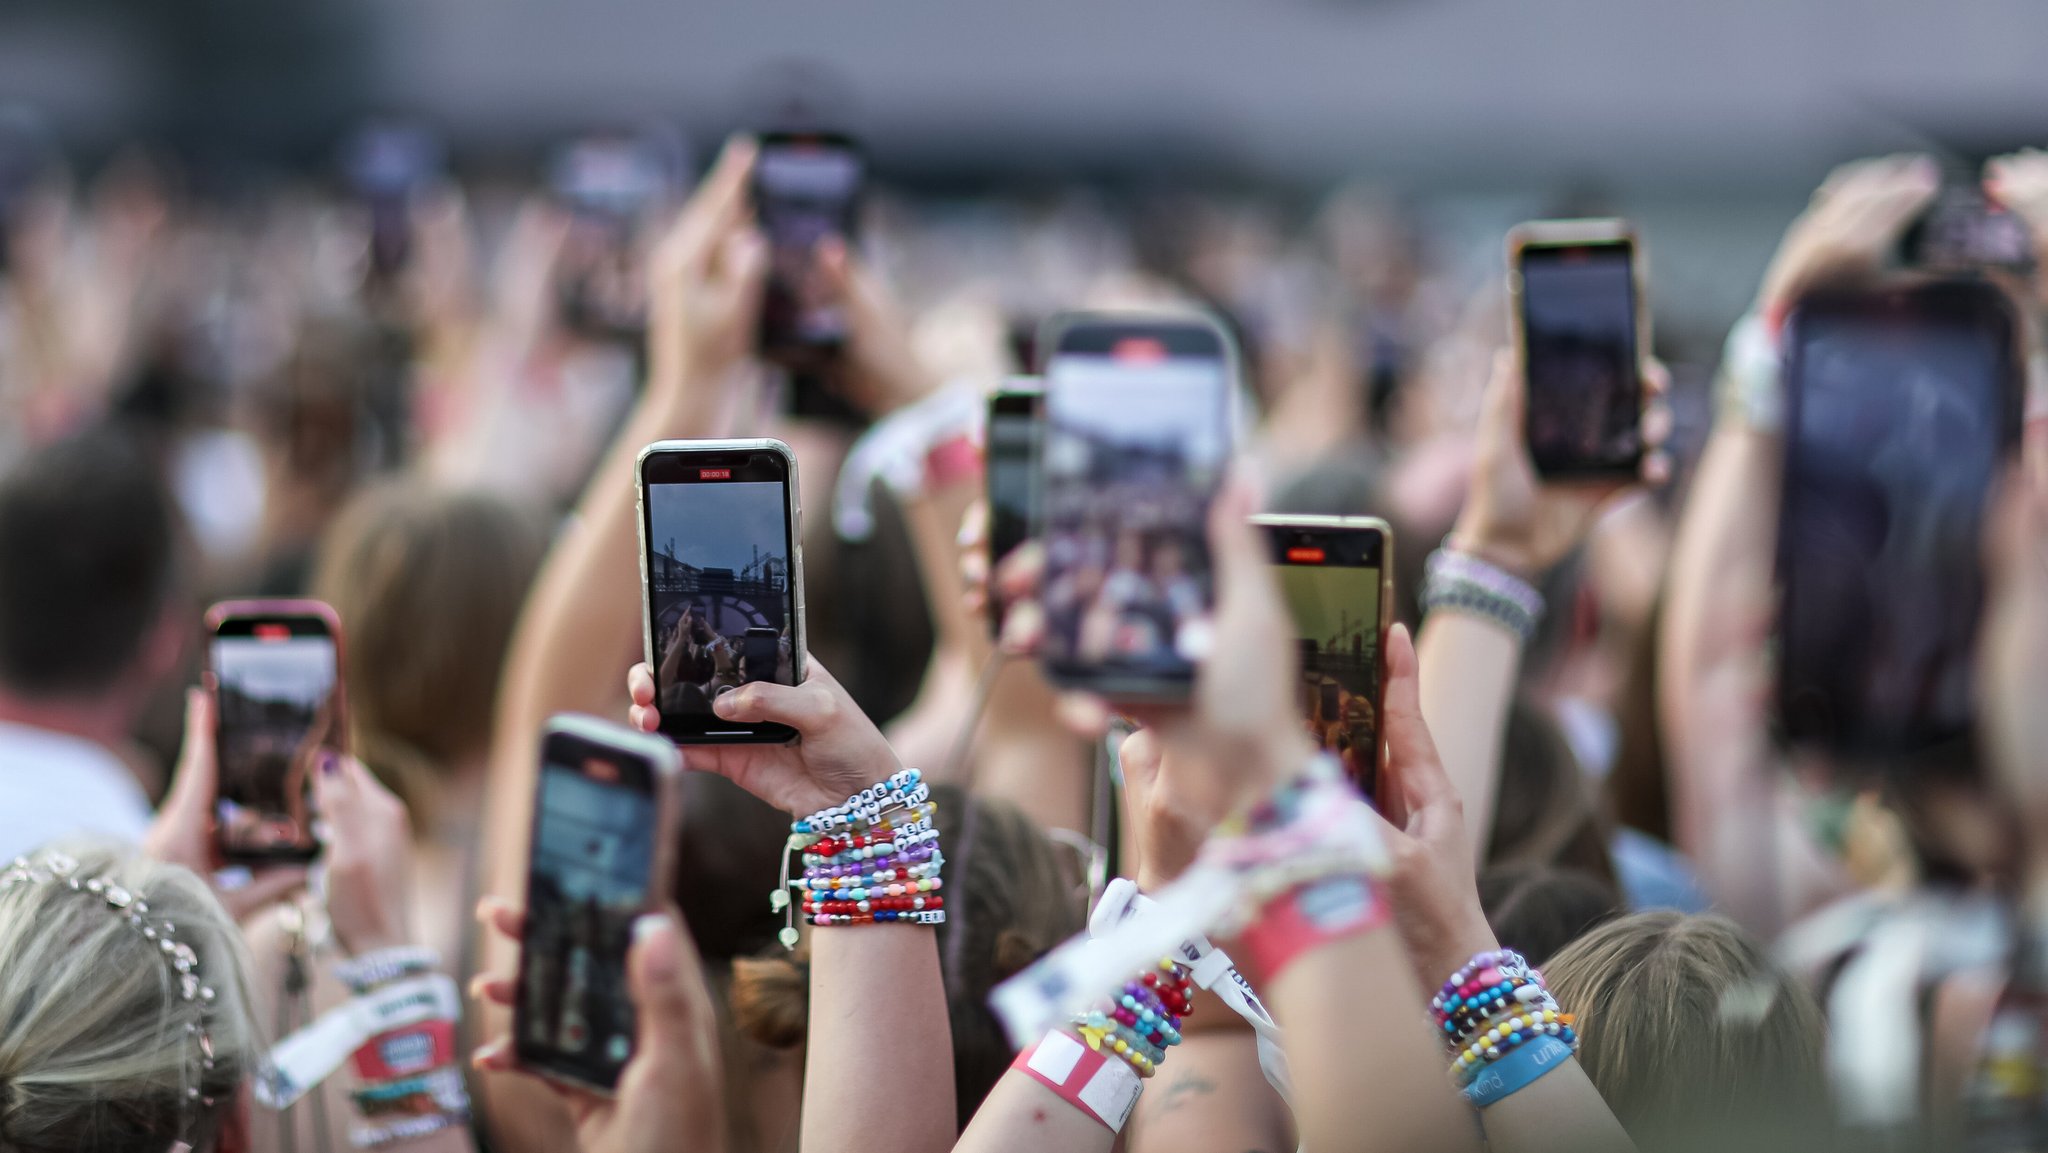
[0,720,152,861]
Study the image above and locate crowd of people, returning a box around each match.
[0,115,2043,1153]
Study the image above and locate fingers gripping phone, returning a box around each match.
[753,131,863,367]
[204,601,346,864]
[1508,220,1648,478]
[1036,312,1237,698]
[985,383,1043,639]
[637,439,807,743]
[1774,278,2024,769]
[514,714,681,1094]
[1254,516,1394,800]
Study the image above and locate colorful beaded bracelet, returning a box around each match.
[793,769,926,835]
[795,862,945,892]
[1452,1013,1577,1084]
[808,909,947,926]
[801,893,945,915]
[1420,549,1545,643]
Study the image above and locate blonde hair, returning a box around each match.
[0,846,258,1153]
[1545,912,1829,1153]
[311,481,548,821]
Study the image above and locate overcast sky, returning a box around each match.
[648,480,789,575]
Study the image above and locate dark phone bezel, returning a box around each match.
[1772,277,2025,768]
[1514,238,1645,480]
[1255,518,1393,801]
[638,444,802,744]
[204,601,344,865]
[1035,313,1235,699]
[753,131,864,366]
[985,388,1043,639]
[512,720,680,1095]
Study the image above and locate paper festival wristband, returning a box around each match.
[1461,1034,1575,1109]
[1011,1029,1145,1133]
[1231,872,1390,987]
[352,1018,458,1082]
[255,974,462,1109]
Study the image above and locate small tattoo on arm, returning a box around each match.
[1155,1073,1218,1114]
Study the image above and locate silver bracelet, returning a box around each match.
[1420,549,1545,643]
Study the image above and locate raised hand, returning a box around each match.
[474,900,729,1153]
[627,656,901,817]
[1756,153,1939,320]
[647,136,770,396]
[312,753,417,955]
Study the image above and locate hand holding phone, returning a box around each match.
[637,439,806,744]
[985,383,1043,638]
[205,601,346,864]
[513,715,682,1093]
[753,131,863,368]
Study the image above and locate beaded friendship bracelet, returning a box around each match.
[1420,549,1546,643]
[1069,957,1195,1078]
[774,770,946,947]
[1430,948,1578,1102]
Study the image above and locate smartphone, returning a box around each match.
[742,626,781,685]
[986,382,1043,638]
[1507,220,1647,478]
[204,601,345,864]
[753,131,863,367]
[1036,312,1236,698]
[1253,516,1393,799]
[637,439,806,743]
[341,123,443,283]
[551,135,672,340]
[1901,182,2036,275]
[513,714,681,1094]
[1774,278,2024,767]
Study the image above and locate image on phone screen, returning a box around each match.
[1040,324,1229,691]
[211,623,338,859]
[516,751,657,1090]
[1519,242,1641,475]
[756,136,862,353]
[642,448,798,740]
[1262,523,1386,795]
[1776,282,2020,762]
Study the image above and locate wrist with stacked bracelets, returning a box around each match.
[331,947,470,1148]
[1430,948,1578,1108]
[1420,546,1546,643]
[1070,957,1196,1079]
[774,769,946,947]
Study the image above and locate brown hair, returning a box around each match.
[1546,912,1829,1153]
[310,481,547,819]
[730,784,1084,1131]
[1487,696,1617,886]
[1476,863,1622,967]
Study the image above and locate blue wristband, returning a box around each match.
[1461,1034,1574,1109]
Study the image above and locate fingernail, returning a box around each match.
[633,913,680,978]
[319,751,340,776]
[712,692,736,717]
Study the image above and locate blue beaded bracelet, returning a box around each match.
[1461,1034,1574,1109]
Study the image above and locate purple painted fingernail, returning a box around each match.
[320,752,340,776]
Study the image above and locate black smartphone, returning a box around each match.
[637,439,807,744]
[1254,516,1393,800]
[1036,313,1236,698]
[1508,220,1646,478]
[551,136,672,340]
[754,131,863,367]
[1774,278,2024,768]
[1901,183,2036,275]
[205,600,345,864]
[341,123,442,283]
[514,714,681,1094]
[986,382,1042,638]
[742,626,782,686]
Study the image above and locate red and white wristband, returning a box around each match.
[1233,872,1389,986]
[1011,1029,1145,1133]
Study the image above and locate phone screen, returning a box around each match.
[1262,522,1387,797]
[515,735,660,1091]
[641,446,800,742]
[1518,241,1642,476]
[210,614,339,862]
[986,390,1041,636]
[1776,281,2021,765]
[1040,319,1231,695]
[755,134,862,357]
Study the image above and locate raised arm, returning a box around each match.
[472,136,768,1153]
[1419,349,1667,857]
[1657,155,1936,932]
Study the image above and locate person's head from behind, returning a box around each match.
[0,427,181,719]
[1487,696,1617,885]
[0,846,256,1153]
[1477,862,1621,966]
[730,784,1085,1131]
[310,481,547,820]
[1546,911,1828,1153]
